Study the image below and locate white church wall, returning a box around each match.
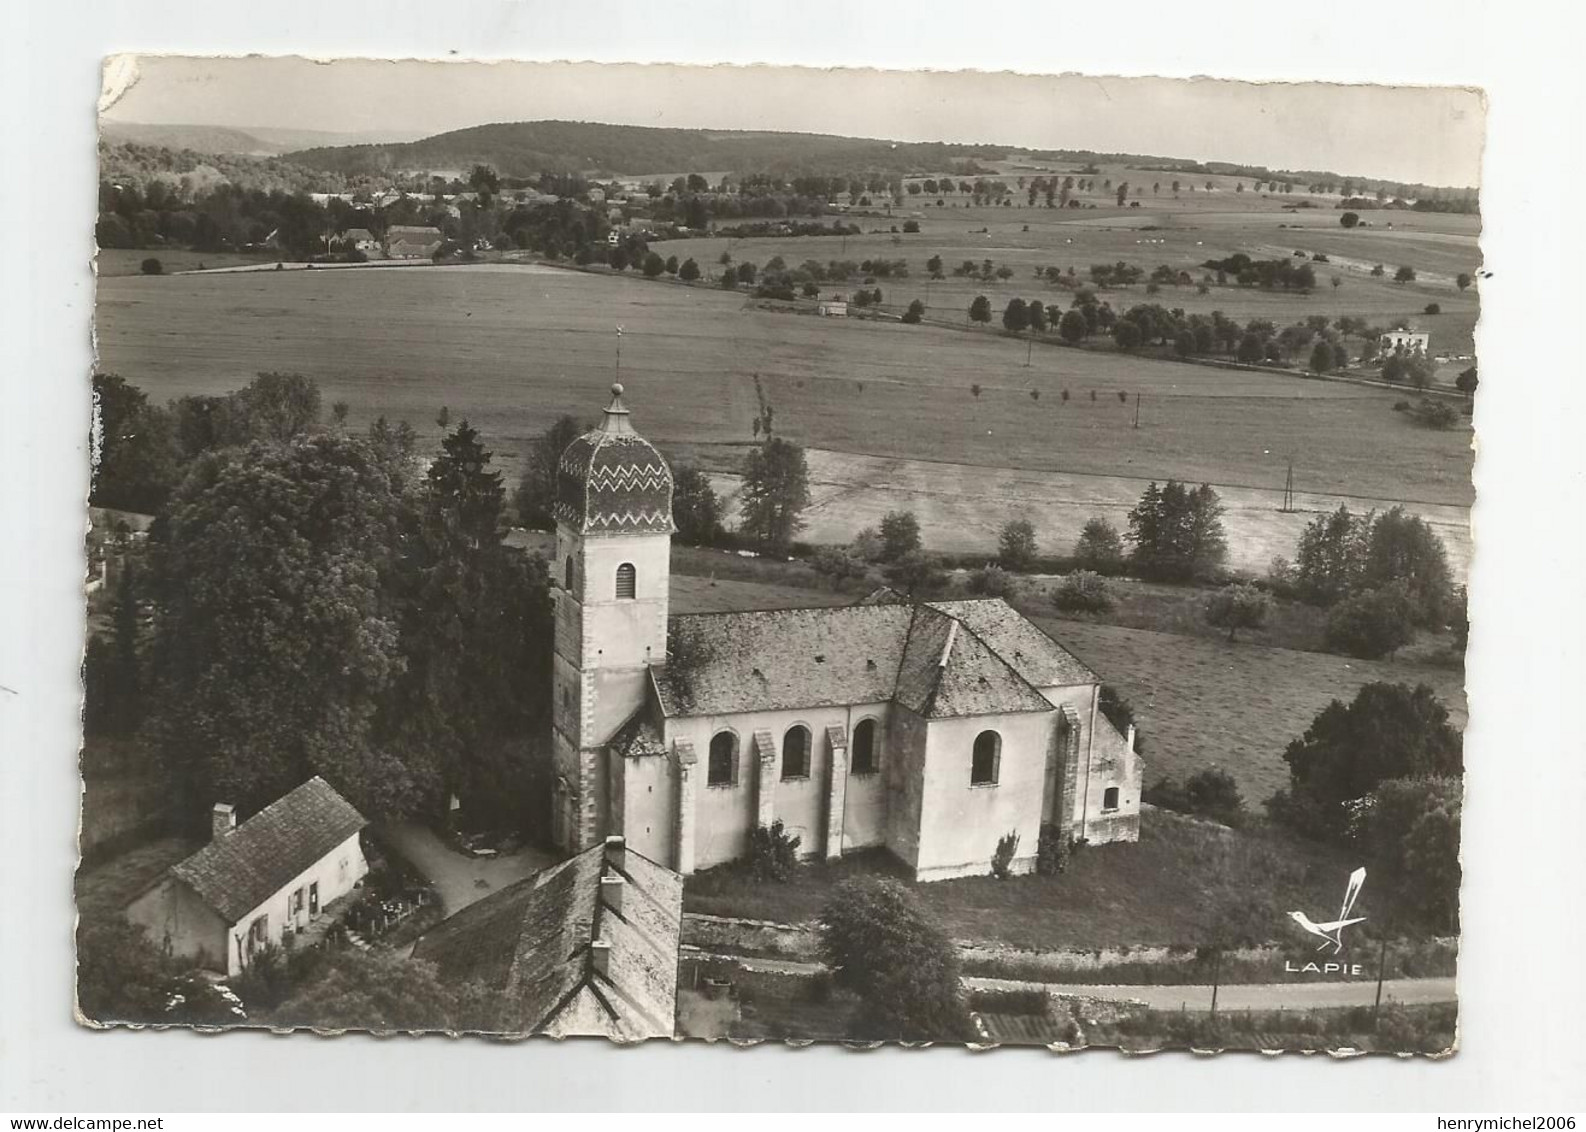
[914,711,1051,881]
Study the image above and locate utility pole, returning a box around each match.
[1281,458,1296,513]
[1210,948,1222,1015]
[1133,392,1141,429]
[1026,335,1034,367]
[1372,934,1390,1028]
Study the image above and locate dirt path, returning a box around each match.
[710,446,1472,582]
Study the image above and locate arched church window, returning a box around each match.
[707,732,737,787]
[782,725,811,780]
[852,718,878,775]
[971,730,1001,785]
[615,562,636,599]
[1103,786,1120,812]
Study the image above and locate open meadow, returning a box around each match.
[97,254,1474,575]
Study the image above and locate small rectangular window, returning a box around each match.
[1103,786,1121,812]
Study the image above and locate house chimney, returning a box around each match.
[603,834,625,869]
[1125,725,1136,752]
[211,803,236,841]
[590,938,612,977]
[600,873,625,917]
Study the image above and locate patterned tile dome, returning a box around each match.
[554,384,675,535]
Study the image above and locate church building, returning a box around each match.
[548,384,1144,882]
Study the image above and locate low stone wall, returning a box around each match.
[686,912,1459,983]
[682,912,822,960]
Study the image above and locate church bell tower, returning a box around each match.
[548,383,674,851]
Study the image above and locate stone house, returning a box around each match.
[546,385,1143,882]
[125,777,368,976]
[414,835,682,1040]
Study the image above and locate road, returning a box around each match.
[965,975,1458,1011]
[376,821,553,916]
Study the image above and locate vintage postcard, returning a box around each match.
[80,57,1479,1053]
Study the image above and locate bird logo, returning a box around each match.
[1288,867,1367,954]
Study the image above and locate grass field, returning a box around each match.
[96,261,1475,514]
[1028,615,1466,805]
[686,808,1358,951]
[96,248,282,277]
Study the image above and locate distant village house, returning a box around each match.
[817,299,848,317]
[125,777,368,976]
[337,228,380,256]
[1381,329,1430,354]
[384,225,445,259]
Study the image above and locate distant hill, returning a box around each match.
[284,120,1011,178]
[100,122,424,157]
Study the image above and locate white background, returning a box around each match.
[3,0,1583,1113]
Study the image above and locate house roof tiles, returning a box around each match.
[653,598,1092,721]
[168,777,366,925]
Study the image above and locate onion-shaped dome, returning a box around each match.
[554,384,675,534]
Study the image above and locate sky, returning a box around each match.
[100,56,1486,188]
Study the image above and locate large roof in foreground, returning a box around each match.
[414,839,682,1041]
[652,597,1097,720]
[168,777,366,925]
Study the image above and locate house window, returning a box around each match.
[971,730,1001,786]
[782,725,811,780]
[615,562,636,599]
[708,731,738,787]
[290,887,304,916]
[1103,787,1121,812]
[852,718,878,775]
[247,914,269,954]
[309,882,320,916]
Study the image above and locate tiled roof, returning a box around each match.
[554,386,673,535]
[414,840,683,1041]
[168,777,366,925]
[653,598,1093,720]
[655,604,915,717]
[927,599,1099,686]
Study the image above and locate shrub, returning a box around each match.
[140,257,163,275]
[1073,517,1125,572]
[811,545,869,586]
[901,299,925,324]
[991,831,1021,879]
[1324,584,1416,659]
[1203,582,1271,641]
[748,819,802,882]
[1052,570,1113,612]
[1036,823,1071,875]
[1410,398,1459,429]
[968,564,1013,597]
[1144,768,1246,827]
[1424,302,1441,315]
[819,877,971,1041]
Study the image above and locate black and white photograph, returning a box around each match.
[71,55,1492,1054]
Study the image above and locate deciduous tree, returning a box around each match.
[1272,682,1462,840]
[819,877,971,1041]
[739,437,811,551]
